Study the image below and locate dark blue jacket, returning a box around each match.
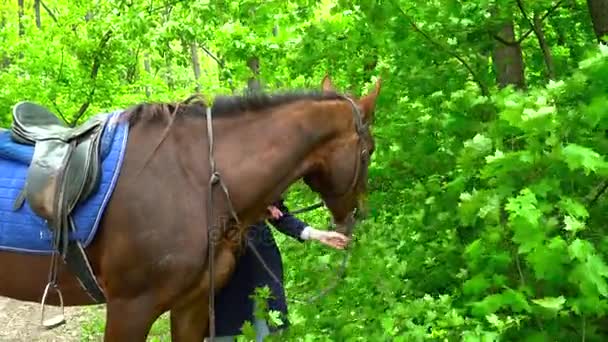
[212,199,307,336]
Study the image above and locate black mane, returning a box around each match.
[211,90,342,116]
[123,89,344,125]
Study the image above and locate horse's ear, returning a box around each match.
[358,77,382,123]
[322,74,335,92]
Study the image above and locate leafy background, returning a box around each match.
[1,0,608,341]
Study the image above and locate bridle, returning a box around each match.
[204,93,371,341]
[330,95,370,197]
[314,94,371,233]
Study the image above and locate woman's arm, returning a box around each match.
[266,200,350,249]
[266,199,309,242]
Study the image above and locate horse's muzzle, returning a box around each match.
[333,212,356,237]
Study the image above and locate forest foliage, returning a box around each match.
[1,0,608,341]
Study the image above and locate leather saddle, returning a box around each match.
[10,101,108,303]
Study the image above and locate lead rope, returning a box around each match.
[247,228,353,305]
[206,106,240,342]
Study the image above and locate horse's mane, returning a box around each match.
[122,90,343,126]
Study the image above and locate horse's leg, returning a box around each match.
[104,295,163,342]
[170,243,237,341]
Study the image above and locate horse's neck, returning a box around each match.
[216,100,345,220]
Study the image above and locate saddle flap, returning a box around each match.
[25,140,74,223]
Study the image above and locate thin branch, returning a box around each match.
[71,30,113,126]
[51,100,68,124]
[517,0,556,80]
[394,2,489,96]
[200,45,225,68]
[582,315,586,342]
[514,250,526,287]
[587,180,608,207]
[517,0,564,44]
[493,34,514,46]
[39,0,58,23]
[150,0,187,14]
[491,1,564,46]
[533,12,556,79]
[516,0,535,29]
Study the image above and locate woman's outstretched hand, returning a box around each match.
[266,205,350,249]
[304,227,350,250]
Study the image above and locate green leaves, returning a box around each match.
[561,143,608,176]
[506,189,544,254]
[470,289,531,317]
[532,296,566,311]
[568,239,608,298]
[1,0,607,341]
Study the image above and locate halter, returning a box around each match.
[204,94,370,341]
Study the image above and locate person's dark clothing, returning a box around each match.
[213,199,307,336]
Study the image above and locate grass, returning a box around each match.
[80,306,171,341]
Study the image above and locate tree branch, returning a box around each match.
[517,0,564,44]
[39,0,57,23]
[200,45,225,68]
[533,12,556,79]
[517,0,556,80]
[587,180,608,207]
[394,3,489,96]
[71,30,113,126]
[51,100,68,124]
[150,0,187,14]
[493,34,515,46]
[516,0,535,29]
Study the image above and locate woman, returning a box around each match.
[210,198,350,341]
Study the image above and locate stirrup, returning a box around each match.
[39,282,66,329]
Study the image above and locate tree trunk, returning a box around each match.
[190,42,202,93]
[1,14,9,68]
[246,56,261,94]
[492,21,526,89]
[144,52,151,98]
[34,0,41,28]
[125,48,139,84]
[533,13,556,80]
[18,0,24,37]
[272,25,283,89]
[587,0,608,43]
[163,6,174,89]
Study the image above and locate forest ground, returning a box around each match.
[0,296,89,341]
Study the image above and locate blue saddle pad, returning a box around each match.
[0,110,129,254]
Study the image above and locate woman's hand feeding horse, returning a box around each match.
[0,74,380,341]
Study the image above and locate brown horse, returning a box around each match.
[0,75,380,341]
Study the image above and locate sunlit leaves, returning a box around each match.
[561,143,608,176]
[0,0,607,341]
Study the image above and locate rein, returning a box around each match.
[247,215,354,306]
[289,201,324,215]
[205,106,240,341]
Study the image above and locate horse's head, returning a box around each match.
[303,75,381,237]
